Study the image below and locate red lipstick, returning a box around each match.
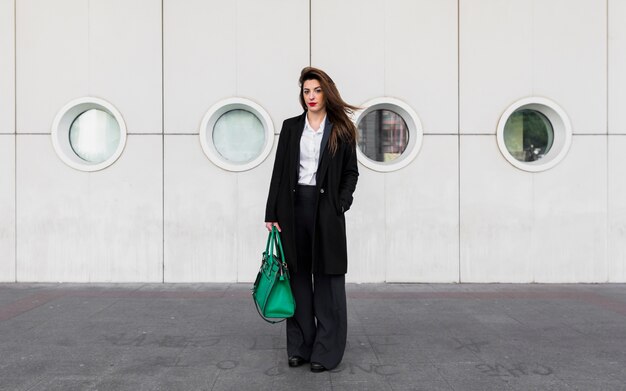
[308,102,317,107]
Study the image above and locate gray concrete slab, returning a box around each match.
[0,283,626,390]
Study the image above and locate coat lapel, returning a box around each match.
[316,117,333,187]
[291,112,307,186]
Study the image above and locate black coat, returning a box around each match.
[265,112,359,274]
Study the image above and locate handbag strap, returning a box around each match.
[252,227,290,324]
[253,296,286,324]
[265,226,275,257]
[272,226,287,268]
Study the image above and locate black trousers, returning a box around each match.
[287,185,347,370]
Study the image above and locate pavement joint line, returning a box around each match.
[1,285,626,322]
[0,290,66,321]
[579,291,626,316]
[88,283,148,320]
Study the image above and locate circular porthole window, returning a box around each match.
[496,97,572,172]
[354,97,423,172]
[51,97,127,171]
[200,98,274,172]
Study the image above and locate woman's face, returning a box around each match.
[302,79,325,114]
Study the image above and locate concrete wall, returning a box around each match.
[1,0,623,282]
[459,0,609,282]
[163,0,308,282]
[0,0,15,282]
[15,0,162,282]
[608,0,626,282]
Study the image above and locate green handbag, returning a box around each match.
[252,226,296,323]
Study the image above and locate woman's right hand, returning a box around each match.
[265,222,281,232]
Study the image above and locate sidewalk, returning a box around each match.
[0,283,625,390]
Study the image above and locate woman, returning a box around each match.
[264,67,359,372]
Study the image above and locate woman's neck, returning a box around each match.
[307,110,327,131]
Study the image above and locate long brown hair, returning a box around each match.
[299,67,359,155]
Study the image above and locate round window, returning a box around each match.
[69,109,121,163]
[212,109,265,164]
[51,97,127,172]
[199,98,274,172]
[503,109,554,163]
[496,97,572,172]
[357,109,409,163]
[354,98,423,172]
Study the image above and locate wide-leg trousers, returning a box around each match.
[287,185,347,370]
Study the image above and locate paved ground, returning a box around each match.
[0,283,625,390]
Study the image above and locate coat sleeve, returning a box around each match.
[265,120,290,222]
[338,142,359,213]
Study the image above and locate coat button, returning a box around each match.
[320,188,325,194]
[293,189,296,193]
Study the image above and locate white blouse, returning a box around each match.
[298,115,326,186]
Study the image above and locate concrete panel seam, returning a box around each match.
[235,175,239,281]
[309,0,311,66]
[606,0,610,283]
[161,0,165,283]
[233,0,235,96]
[460,133,609,136]
[457,0,461,283]
[87,0,91,94]
[13,0,16,135]
[14,132,16,283]
[606,114,609,282]
[383,0,387,96]
[13,0,16,281]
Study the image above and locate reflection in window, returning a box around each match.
[69,109,121,163]
[213,109,265,163]
[357,109,409,162]
[503,109,554,162]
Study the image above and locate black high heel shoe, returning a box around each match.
[310,362,327,373]
[288,356,307,367]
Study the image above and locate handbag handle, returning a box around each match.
[264,226,275,257]
[272,226,287,268]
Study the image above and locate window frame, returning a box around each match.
[354,97,423,172]
[199,97,274,172]
[496,97,572,172]
[51,97,127,172]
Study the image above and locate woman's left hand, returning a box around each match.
[265,222,281,232]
